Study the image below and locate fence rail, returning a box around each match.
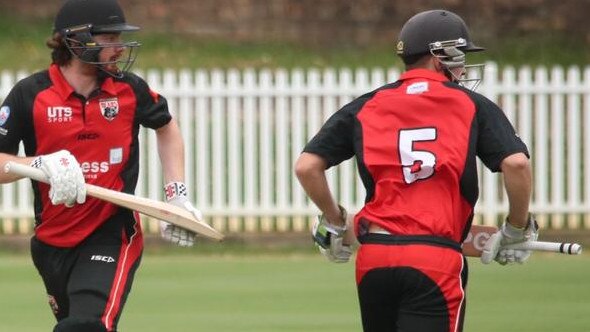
[1,63,589,234]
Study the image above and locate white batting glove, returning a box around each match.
[311,206,352,263]
[481,215,539,265]
[159,182,199,247]
[32,150,86,207]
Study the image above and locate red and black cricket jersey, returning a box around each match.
[304,69,529,244]
[0,64,171,247]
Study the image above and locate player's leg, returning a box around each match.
[53,317,107,332]
[66,213,144,332]
[357,267,400,330]
[30,236,74,321]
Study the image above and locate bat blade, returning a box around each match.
[4,161,224,241]
[85,184,224,241]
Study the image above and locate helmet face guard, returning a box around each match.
[429,38,484,90]
[62,24,140,78]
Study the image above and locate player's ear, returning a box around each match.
[432,56,444,72]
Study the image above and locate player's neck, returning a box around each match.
[60,61,100,99]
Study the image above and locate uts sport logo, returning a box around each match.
[47,106,73,123]
[99,98,119,121]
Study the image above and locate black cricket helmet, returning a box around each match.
[396,9,483,58]
[54,0,141,78]
[396,9,485,90]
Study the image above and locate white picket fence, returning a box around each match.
[1,63,589,235]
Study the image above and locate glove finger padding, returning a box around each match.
[513,248,532,263]
[74,169,87,205]
[481,215,539,265]
[34,150,86,207]
[480,231,503,264]
[312,206,352,263]
[500,224,538,264]
[159,220,195,247]
[320,236,353,263]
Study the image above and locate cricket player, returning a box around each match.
[0,0,200,331]
[295,9,538,332]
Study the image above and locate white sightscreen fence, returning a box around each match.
[1,63,589,234]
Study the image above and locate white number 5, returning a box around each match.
[399,128,437,184]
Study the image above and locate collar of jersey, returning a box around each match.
[49,64,118,100]
[399,69,449,82]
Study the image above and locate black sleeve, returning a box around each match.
[474,94,529,172]
[126,73,172,129]
[0,83,25,155]
[303,96,367,168]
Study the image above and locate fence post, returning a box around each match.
[481,62,500,226]
[550,66,565,229]
[227,69,242,232]
[566,66,582,229]
[584,67,590,228]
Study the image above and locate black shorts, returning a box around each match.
[356,234,468,332]
[30,212,143,332]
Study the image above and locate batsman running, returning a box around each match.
[296,9,538,332]
[0,0,201,331]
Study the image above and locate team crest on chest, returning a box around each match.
[99,98,119,121]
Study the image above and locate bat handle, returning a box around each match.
[504,241,583,255]
[4,161,49,183]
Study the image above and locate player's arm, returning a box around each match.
[0,84,34,184]
[155,119,185,183]
[474,94,538,264]
[501,152,532,228]
[155,118,201,247]
[295,152,353,263]
[294,152,343,226]
[295,98,366,263]
[481,152,537,264]
[0,153,36,183]
[294,152,357,241]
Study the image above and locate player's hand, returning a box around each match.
[32,150,86,207]
[159,182,199,247]
[481,215,539,265]
[311,206,352,263]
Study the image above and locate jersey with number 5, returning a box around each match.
[303,69,528,243]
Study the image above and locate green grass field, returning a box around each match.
[1,250,589,332]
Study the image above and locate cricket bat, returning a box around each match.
[463,224,582,257]
[4,161,224,241]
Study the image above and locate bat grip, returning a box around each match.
[503,241,583,255]
[4,161,49,183]
[555,243,582,255]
